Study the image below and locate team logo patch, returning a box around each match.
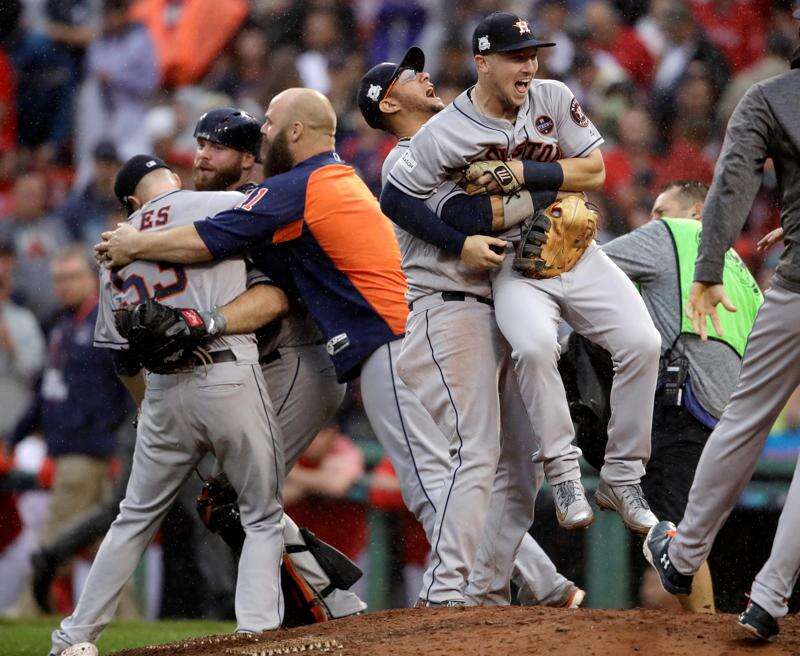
[570,98,589,127]
[514,19,531,35]
[398,149,417,173]
[367,84,382,102]
[478,36,491,52]
[535,115,554,135]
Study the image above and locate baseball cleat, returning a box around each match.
[60,643,99,656]
[642,521,693,596]
[418,599,468,608]
[559,584,586,609]
[552,480,594,530]
[738,600,779,641]
[595,481,658,533]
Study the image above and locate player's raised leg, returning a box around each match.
[560,245,660,532]
[492,261,592,530]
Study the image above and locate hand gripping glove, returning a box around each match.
[114,299,223,373]
[463,160,522,195]
[514,195,598,279]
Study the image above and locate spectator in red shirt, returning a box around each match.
[0,49,15,152]
[284,424,367,563]
[603,107,660,224]
[690,0,766,73]
[584,0,654,87]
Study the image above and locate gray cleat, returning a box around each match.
[595,480,658,533]
[553,479,594,530]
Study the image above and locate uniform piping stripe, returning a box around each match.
[435,188,463,215]
[574,136,604,158]
[249,364,283,622]
[387,341,437,513]
[423,308,465,603]
[275,355,301,417]
[453,97,512,153]
[386,173,432,199]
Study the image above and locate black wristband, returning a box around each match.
[522,161,564,191]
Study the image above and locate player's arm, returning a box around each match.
[97,223,212,267]
[381,181,506,270]
[96,186,293,268]
[440,189,565,235]
[687,84,772,339]
[474,149,604,195]
[217,283,289,334]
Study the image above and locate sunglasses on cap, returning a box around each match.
[384,68,419,99]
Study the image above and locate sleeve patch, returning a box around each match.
[398,149,418,173]
[570,98,590,128]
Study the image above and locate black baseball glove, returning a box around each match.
[114,299,222,374]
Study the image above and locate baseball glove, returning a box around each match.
[114,299,216,374]
[463,160,522,195]
[514,195,598,279]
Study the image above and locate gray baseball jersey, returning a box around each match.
[56,188,287,650]
[386,80,602,302]
[381,142,491,303]
[94,189,253,355]
[382,135,576,605]
[387,80,603,204]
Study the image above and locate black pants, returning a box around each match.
[640,395,712,525]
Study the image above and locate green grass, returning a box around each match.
[1,617,235,656]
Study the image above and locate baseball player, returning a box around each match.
[51,155,285,655]
[567,180,762,614]
[358,48,583,608]
[645,30,800,640]
[193,107,347,474]
[383,12,661,535]
[191,107,363,619]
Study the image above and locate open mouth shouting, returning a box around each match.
[514,78,531,95]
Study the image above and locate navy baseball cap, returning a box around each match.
[472,12,555,55]
[358,46,425,129]
[114,154,171,209]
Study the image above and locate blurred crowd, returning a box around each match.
[1,0,800,621]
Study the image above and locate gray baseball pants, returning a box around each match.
[493,243,661,485]
[261,343,361,618]
[51,354,285,653]
[392,298,567,604]
[668,284,800,618]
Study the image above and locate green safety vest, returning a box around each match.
[661,217,762,358]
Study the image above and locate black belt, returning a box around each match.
[209,349,237,364]
[259,349,281,365]
[409,291,493,311]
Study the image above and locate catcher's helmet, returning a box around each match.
[193,107,262,159]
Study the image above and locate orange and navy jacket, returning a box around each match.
[194,152,408,382]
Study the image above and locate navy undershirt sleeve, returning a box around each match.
[522,160,564,191]
[439,194,493,235]
[380,182,467,256]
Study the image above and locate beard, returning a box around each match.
[192,157,244,191]
[261,127,295,178]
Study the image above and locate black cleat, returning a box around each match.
[738,600,779,641]
[642,521,693,596]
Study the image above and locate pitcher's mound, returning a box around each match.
[111,606,800,656]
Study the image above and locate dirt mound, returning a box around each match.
[111,606,800,656]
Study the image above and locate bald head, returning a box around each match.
[260,88,338,177]
[273,88,337,136]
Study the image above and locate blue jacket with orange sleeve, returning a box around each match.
[195,152,408,381]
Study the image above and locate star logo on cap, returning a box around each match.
[514,19,531,35]
[478,36,491,51]
[367,84,382,101]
